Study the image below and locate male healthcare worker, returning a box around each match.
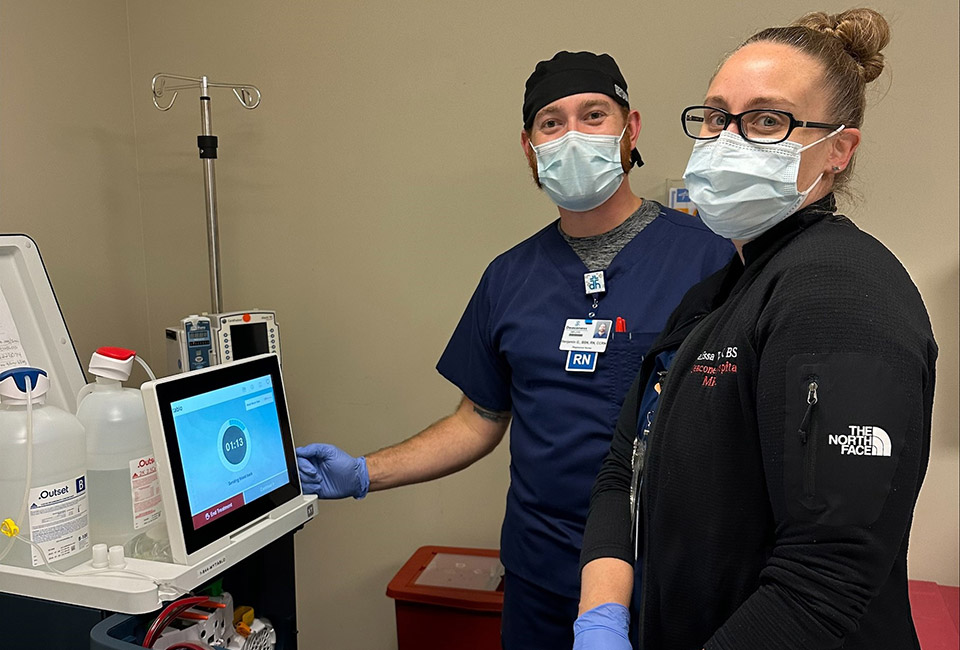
[297,51,734,649]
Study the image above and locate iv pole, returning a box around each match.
[151,73,261,314]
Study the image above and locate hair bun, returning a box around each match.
[794,8,891,82]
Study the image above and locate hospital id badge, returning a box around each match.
[559,318,612,353]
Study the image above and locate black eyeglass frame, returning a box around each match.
[681,105,843,144]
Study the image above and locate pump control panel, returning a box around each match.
[184,316,213,371]
[165,311,280,374]
[214,311,279,364]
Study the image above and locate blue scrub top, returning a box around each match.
[436,204,733,597]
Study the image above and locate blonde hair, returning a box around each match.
[740,8,891,192]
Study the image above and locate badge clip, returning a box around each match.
[584,271,605,295]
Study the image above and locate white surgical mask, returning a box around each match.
[682,127,843,240]
[532,127,626,212]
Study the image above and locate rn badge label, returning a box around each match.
[566,350,597,372]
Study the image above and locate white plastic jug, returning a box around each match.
[0,367,91,570]
[76,347,170,561]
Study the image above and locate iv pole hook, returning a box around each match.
[150,73,261,314]
[151,73,261,112]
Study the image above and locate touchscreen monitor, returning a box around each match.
[142,354,302,564]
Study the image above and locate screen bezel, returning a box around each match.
[154,354,301,555]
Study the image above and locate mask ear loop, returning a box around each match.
[617,125,644,169]
[798,124,845,152]
[796,125,845,195]
[799,172,825,196]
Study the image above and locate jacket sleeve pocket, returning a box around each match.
[783,353,907,527]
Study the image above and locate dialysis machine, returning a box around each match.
[0,234,315,649]
[0,74,309,649]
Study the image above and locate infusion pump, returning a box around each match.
[165,310,280,373]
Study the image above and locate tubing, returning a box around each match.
[0,376,34,563]
[135,355,158,382]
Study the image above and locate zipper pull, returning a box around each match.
[630,435,641,562]
[798,379,818,444]
[629,437,640,515]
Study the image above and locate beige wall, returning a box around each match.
[3,1,958,648]
[0,0,152,373]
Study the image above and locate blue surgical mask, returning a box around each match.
[532,127,626,212]
[682,127,843,240]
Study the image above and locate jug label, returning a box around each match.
[27,475,90,566]
[130,455,163,529]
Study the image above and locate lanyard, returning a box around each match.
[630,368,668,561]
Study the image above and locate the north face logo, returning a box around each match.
[828,425,892,456]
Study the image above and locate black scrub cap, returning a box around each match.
[522,51,643,168]
[523,51,629,129]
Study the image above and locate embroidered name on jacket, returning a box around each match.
[690,346,738,388]
[828,425,892,457]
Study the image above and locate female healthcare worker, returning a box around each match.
[574,8,938,650]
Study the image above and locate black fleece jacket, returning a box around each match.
[581,195,938,650]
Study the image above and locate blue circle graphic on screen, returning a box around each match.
[223,426,246,463]
[217,419,251,472]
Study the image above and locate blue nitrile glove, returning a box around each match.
[296,443,370,499]
[573,602,631,650]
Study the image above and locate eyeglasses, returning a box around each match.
[681,105,843,145]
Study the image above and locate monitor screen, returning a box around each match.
[151,354,301,556]
[229,322,269,360]
[171,374,289,531]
